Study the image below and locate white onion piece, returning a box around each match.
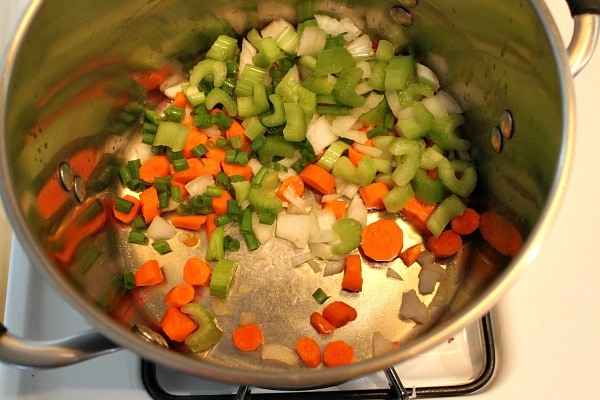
[422,96,448,118]
[400,289,429,323]
[345,34,374,60]
[416,63,441,92]
[297,26,326,57]
[419,268,441,295]
[435,90,463,114]
[386,267,403,280]
[306,115,337,155]
[277,150,302,168]
[321,194,339,203]
[355,81,373,96]
[212,298,233,316]
[146,216,177,240]
[251,213,276,244]
[203,125,222,138]
[163,82,184,99]
[261,18,295,39]
[309,229,338,244]
[323,259,345,276]
[339,18,362,42]
[350,92,384,118]
[275,214,311,248]
[283,189,307,212]
[262,343,300,366]
[373,331,399,356]
[238,38,256,74]
[291,251,314,267]
[239,311,257,326]
[385,90,402,118]
[134,142,155,164]
[345,196,368,227]
[253,239,275,260]
[309,242,333,260]
[247,158,264,176]
[353,143,384,158]
[314,209,336,230]
[185,174,214,197]
[335,177,360,199]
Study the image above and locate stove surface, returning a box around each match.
[2,0,600,399]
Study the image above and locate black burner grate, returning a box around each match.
[141,313,495,400]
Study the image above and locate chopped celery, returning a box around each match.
[206,226,225,261]
[385,55,416,91]
[388,138,423,187]
[426,194,466,237]
[332,156,377,187]
[438,159,477,197]
[209,259,238,298]
[153,121,191,152]
[382,184,414,213]
[331,218,363,254]
[237,83,270,118]
[257,135,296,164]
[275,65,301,103]
[429,114,470,151]
[275,26,300,55]
[283,102,307,142]
[189,59,228,88]
[181,303,224,352]
[367,60,387,91]
[358,97,389,126]
[206,35,238,62]
[235,64,267,97]
[332,67,366,107]
[205,88,238,116]
[302,74,337,95]
[247,187,283,214]
[317,140,350,170]
[243,116,268,140]
[313,46,355,76]
[398,82,435,108]
[412,168,447,204]
[375,39,396,62]
[254,36,284,66]
[396,102,435,139]
[261,93,287,127]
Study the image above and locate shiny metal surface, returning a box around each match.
[568,14,600,75]
[0,0,593,389]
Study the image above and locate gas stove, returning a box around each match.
[2,0,600,399]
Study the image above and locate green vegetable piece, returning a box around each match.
[237,83,270,118]
[231,179,251,204]
[206,226,225,261]
[206,35,238,62]
[283,102,307,142]
[302,74,337,95]
[332,156,377,187]
[261,93,287,127]
[382,184,414,213]
[314,46,355,76]
[375,39,396,62]
[312,288,330,305]
[181,303,224,352]
[367,60,387,91]
[358,96,389,126]
[438,159,477,197]
[189,59,228,88]
[256,135,295,164]
[395,102,435,139]
[153,121,191,152]
[412,168,448,204]
[398,82,435,108]
[317,140,350,171]
[426,194,466,237]
[205,88,237,116]
[247,187,283,215]
[332,67,366,108]
[388,137,423,187]
[429,114,470,151]
[209,259,238,298]
[331,218,363,254]
[385,55,416,91]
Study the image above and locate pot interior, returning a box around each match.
[0,0,569,388]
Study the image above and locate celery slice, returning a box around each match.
[426,194,466,237]
[189,59,228,88]
[283,102,307,142]
[438,159,477,197]
[332,156,377,187]
[206,226,225,261]
[332,67,366,107]
[248,187,283,214]
[382,184,414,213]
[261,93,287,127]
[302,74,337,95]
[396,102,435,139]
[375,39,396,62]
[243,116,268,140]
[257,135,296,164]
[384,55,416,91]
[206,35,238,62]
[153,121,191,152]
[332,218,363,254]
[317,140,350,170]
[314,46,355,76]
[181,303,224,352]
[209,259,238,298]
[412,168,448,204]
[429,114,470,151]
[205,88,238,116]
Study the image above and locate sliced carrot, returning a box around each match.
[164,283,196,308]
[323,340,355,367]
[360,219,404,261]
[294,336,322,368]
[173,91,188,108]
[134,65,171,90]
[204,138,227,162]
[426,229,463,258]
[134,259,164,286]
[170,180,189,199]
[221,161,253,181]
[171,214,207,231]
[160,306,198,343]
[172,158,222,182]
[323,199,348,219]
[348,147,366,167]
[426,168,439,179]
[399,243,421,266]
[402,196,437,235]
[211,189,232,215]
[205,213,218,241]
[342,254,363,292]
[322,301,357,328]
[451,207,481,235]
[359,181,390,210]
[299,164,335,195]
[183,257,212,286]
[232,323,263,352]
[310,311,336,334]
[112,195,141,224]
[139,154,172,184]
[479,211,523,258]
[276,175,305,201]
[182,128,208,159]
[139,186,161,223]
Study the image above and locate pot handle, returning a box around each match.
[0,321,120,369]
[566,0,600,75]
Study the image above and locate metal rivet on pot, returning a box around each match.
[57,162,75,192]
[132,325,170,349]
[72,175,87,203]
[491,126,503,153]
[390,6,414,27]
[499,109,514,139]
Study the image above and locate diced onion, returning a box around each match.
[373,331,399,356]
[345,34,374,60]
[185,174,215,197]
[399,289,429,323]
[353,143,383,158]
[345,196,368,227]
[146,216,177,240]
[418,268,441,294]
[238,38,256,74]
[291,251,314,267]
[262,343,300,366]
[416,63,440,92]
[239,311,257,326]
[252,213,276,244]
[436,90,463,114]
[385,90,402,118]
[275,213,312,248]
[297,26,326,57]
[306,115,337,155]
[309,242,333,259]
[261,18,295,39]
[212,298,233,316]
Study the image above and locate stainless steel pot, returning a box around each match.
[0,0,598,389]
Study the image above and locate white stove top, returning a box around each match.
[2,0,600,398]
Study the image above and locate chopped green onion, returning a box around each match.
[164,105,185,122]
[152,240,172,255]
[224,235,241,251]
[243,231,260,251]
[312,288,330,304]
[123,271,136,290]
[131,216,148,231]
[171,157,189,172]
[191,143,208,158]
[128,230,148,245]
[215,214,232,227]
[241,208,253,233]
[115,197,134,213]
[258,211,276,225]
